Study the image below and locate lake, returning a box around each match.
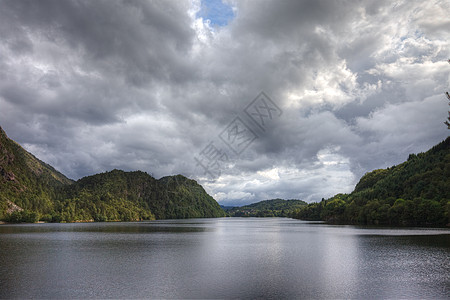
[0,218,449,299]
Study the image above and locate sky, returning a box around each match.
[0,0,449,206]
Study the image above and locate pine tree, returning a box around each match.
[445,91,450,129]
[445,59,450,129]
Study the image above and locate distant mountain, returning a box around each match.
[293,137,450,227]
[220,205,235,210]
[0,126,224,222]
[227,199,307,217]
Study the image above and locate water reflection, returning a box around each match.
[0,218,448,299]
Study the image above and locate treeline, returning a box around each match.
[293,137,450,227]
[3,209,40,223]
[227,199,307,217]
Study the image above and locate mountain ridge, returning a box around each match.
[0,126,225,222]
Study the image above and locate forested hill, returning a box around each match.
[227,199,307,217]
[293,137,450,227]
[56,170,225,222]
[0,126,74,220]
[0,126,225,222]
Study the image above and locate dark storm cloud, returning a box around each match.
[0,0,197,124]
[0,0,195,83]
[0,0,448,205]
[0,0,203,179]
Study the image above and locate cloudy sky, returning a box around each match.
[0,0,449,206]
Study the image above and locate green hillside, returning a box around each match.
[0,126,224,222]
[0,127,73,220]
[53,170,225,222]
[227,199,307,217]
[293,137,450,227]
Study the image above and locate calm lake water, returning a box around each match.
[0,218,449,299]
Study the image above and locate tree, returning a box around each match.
[445,59,450,129]
[445,91,450,129]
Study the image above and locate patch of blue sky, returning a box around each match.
[196,0,235,27]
